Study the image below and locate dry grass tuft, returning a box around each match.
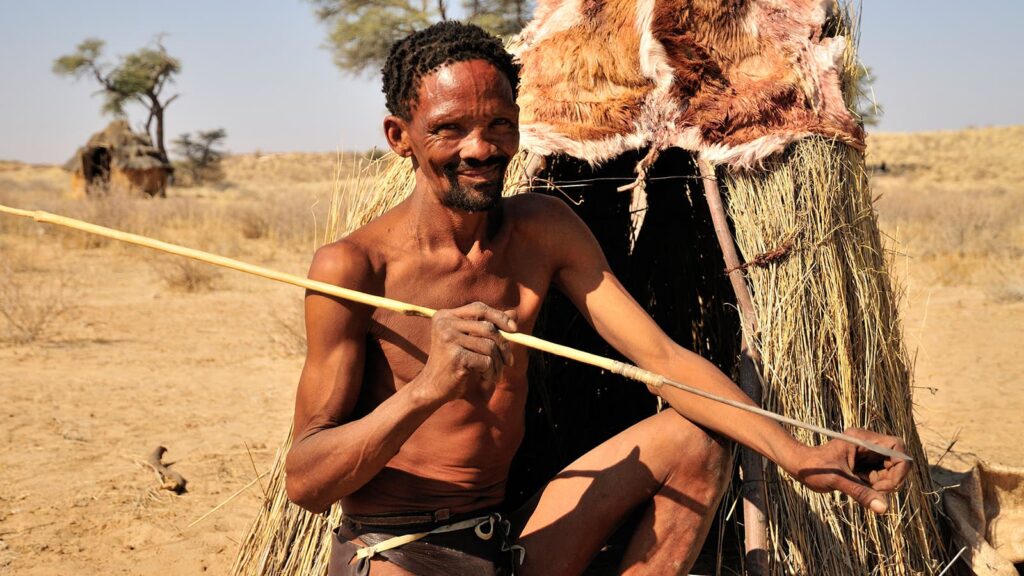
[151,256,221,293]
[0,258,76,345]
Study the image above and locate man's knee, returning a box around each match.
[653,411,732,499]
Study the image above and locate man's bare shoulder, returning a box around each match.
[504,193,591,250]
[308,236,378,292]
[504,193,580,235]
[308,204,407,289]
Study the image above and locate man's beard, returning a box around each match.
[441,157,509,212]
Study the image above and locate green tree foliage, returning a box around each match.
[173,129,228,186]
[307,0,532,75]
[854,65,884,128]
[54,38,182,160]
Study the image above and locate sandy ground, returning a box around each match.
[0,241,304,574]
[901,281,1024,471]
[1,145,1022,573]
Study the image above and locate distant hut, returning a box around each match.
[65,120,170,198]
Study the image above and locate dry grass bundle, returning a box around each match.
[724,139,944,574]
[323,152,530,244]
[707,4,947,570]
[231,440,341,576]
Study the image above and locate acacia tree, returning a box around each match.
[173,128,228,186]
[307,0,532,75]
[54,38,182,161]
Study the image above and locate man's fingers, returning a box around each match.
[503,309,519,329]
[831,473,888,515]
[867,460,909,492]
[844,427,911,490]
[453,302,518,333]
[454,333,509,380]
[448,319,513,366]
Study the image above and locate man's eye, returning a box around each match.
[493,119,515,128]
[434,124,461,135]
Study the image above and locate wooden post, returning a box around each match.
[697,157,769,575]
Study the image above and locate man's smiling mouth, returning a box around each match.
[458,165,502,180]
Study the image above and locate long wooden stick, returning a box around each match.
[0,203,912,462]
[698,157,768,575]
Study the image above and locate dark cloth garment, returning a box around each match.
[328,508,521,576]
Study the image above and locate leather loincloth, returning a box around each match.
[328,508,523,576]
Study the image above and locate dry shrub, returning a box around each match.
[0,242,42,273]
[151,256,220,292]
[0,260,76,345]
[55,195,144,249]
[871,126,1024,300]
[237,207,272,240]
[987,283,1024,303]
[246,193,321,252]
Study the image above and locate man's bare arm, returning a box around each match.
[529,195,908,513]
[285,242,517,513]
[285,242,436,512]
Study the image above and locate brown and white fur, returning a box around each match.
[509,0,863,169]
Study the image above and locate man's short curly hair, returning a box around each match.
[382,21,520,119]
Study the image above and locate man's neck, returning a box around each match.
[407,186,499,255]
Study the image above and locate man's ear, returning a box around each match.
[383,115,412,158]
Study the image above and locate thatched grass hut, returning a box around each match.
[65,120,170,198]
[234,2,950,574]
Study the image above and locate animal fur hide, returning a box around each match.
[509,0,865,168]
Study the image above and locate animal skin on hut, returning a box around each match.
[509,0,864,168]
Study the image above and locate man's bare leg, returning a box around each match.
[512,409,731,576]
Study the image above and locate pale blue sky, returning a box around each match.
[1,1,1021,164]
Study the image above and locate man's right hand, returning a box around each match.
[417,302,518,403]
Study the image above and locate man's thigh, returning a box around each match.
[510,409,717,576]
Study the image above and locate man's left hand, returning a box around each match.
[788,428,910,514]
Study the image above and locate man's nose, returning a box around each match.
[460,129,499,162]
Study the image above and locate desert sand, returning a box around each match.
[1,128,1022,573]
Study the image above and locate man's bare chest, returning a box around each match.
[366,260,546,385]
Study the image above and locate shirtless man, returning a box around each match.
[285,22,909,576]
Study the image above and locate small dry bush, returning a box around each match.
[0,259,76,345]
[151,256,221,292]
[870,126,1024,297]
[237,207,272,240]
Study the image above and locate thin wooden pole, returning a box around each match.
[697,157,769,575]
[0,203,911,462]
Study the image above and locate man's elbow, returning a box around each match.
[284,456,333,514]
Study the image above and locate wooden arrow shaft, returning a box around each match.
[0,204,911,462]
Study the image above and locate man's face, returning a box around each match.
[386,59,520,212]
